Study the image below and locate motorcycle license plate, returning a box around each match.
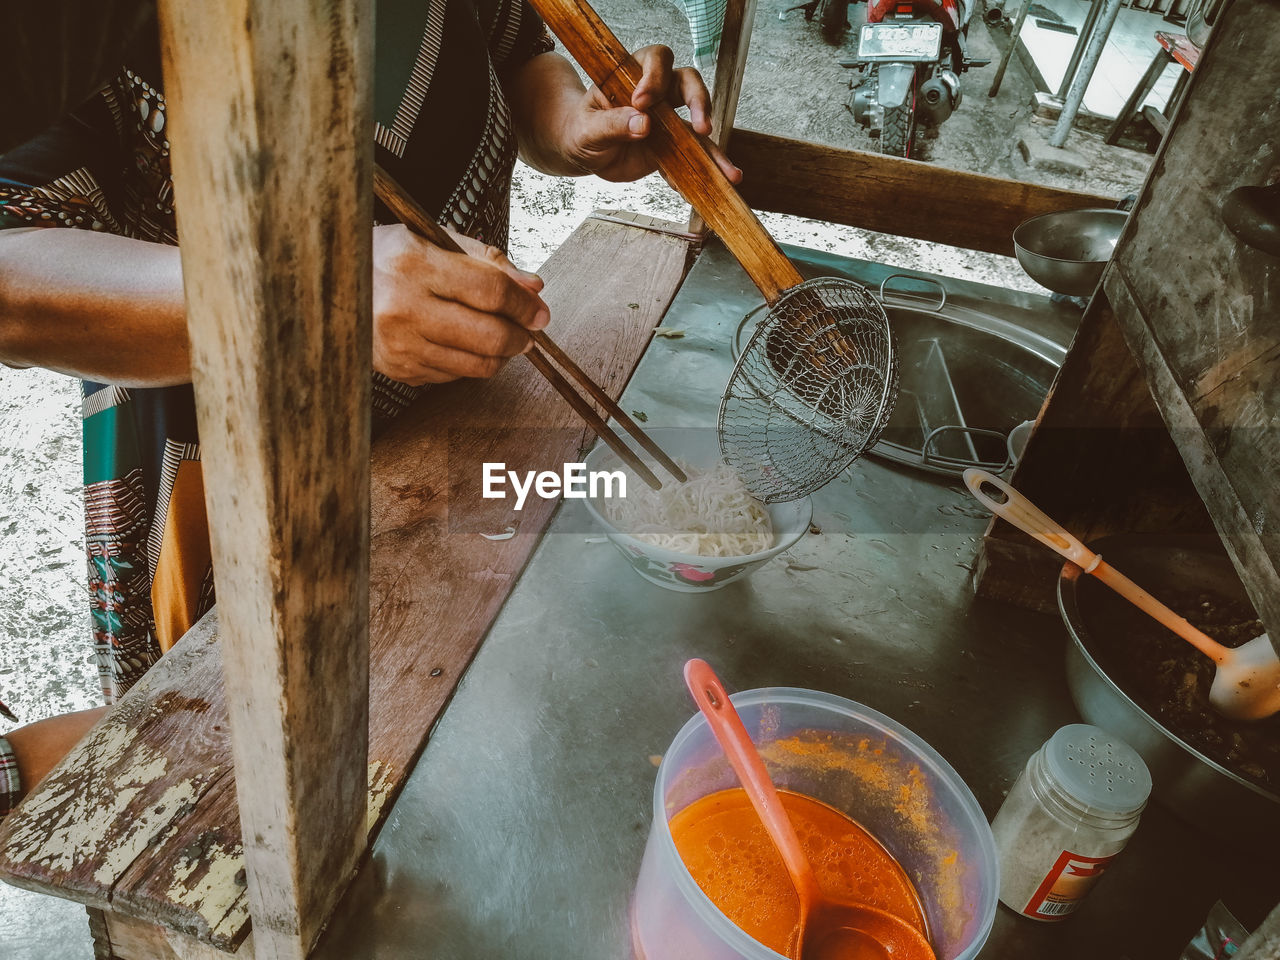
[857,22,943,61]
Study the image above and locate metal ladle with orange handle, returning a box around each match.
[684,659,936,960]
[964,469,1280,721]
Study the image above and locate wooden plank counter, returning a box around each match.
[0,213,694,956]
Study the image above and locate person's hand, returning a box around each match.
[561,45,742,184]
[372,224,549,385]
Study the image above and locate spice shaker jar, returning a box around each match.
[990,723,1152,921]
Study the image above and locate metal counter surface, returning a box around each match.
[314,243,1274,960]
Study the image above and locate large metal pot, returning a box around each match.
[732,275,1068,477]
[1057,535,1280,853]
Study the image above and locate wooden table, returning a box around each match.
[0,211,696,960]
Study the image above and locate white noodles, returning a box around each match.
[602,462,774,558]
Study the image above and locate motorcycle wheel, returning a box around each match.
[881,103,916,158]
[818,0,849,41]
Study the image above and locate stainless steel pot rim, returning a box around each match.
[731,284,1066,368]
[1057,561,1280,806]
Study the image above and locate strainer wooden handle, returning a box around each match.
[529,0,804,302]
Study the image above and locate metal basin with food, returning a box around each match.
[1013,208,1127,297]
[1057,535,1280,852]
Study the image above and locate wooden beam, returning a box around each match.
[707,0,758,152]
[1105,268,1280,643]
[156,1,373,958]
[728,128,1117,256]
[94,911,255,960]
[689,0,759,236]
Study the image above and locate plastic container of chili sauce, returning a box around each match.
[631,687,999,960]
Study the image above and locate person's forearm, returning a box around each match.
[509,52,594,176]
[0,228,190,386]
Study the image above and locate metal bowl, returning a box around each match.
[1057,535,1280,853]
[581,429,812,593]
[1013,208,1127,297]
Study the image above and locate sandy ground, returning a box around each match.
[505,0,1153,288]
[0,369,97,956]
[0,2,1155,955]
[0,371,97,727]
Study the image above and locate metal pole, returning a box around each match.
[1049,0,1124,146]
[988,0,1032,97]
[1056,0,1105,98]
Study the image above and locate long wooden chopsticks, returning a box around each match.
[372,164,686,491]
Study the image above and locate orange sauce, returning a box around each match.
[669,788,928,955]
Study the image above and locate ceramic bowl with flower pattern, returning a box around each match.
[582,432,813,593]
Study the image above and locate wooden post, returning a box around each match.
[689,0,759,237]
[726,129,1114,256]
[156,2,373,958]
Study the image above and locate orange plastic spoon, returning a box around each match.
[683,659,936,960]
[964,469,1280,721]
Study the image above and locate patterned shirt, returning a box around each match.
[0,695,18,815]
[0,0,553,704]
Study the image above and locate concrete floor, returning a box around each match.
[0,885,91,960]
[0,0,1156,955]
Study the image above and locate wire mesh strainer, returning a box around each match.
[524,0,900,503]
[719,278,900,502]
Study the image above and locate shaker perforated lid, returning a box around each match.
[1044,723,1152,817]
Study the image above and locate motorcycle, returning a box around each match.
[838,0,989,158]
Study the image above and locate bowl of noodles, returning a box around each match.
[582,431,812,592]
